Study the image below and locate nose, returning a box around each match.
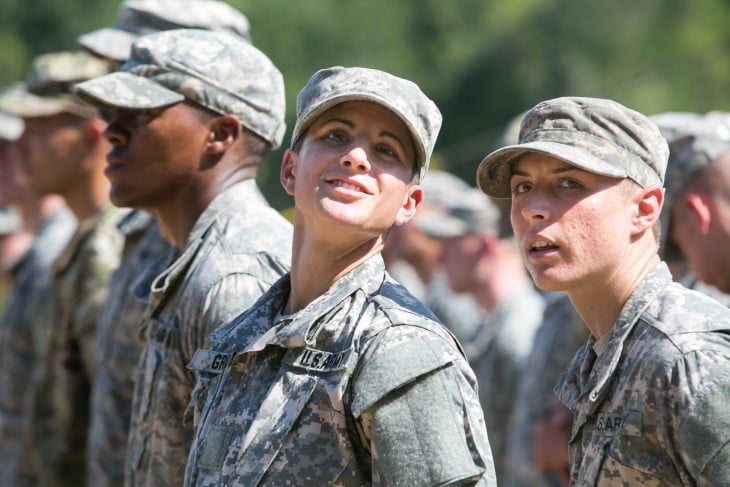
[340,144,371,172]
[103,119,127,147]
[515,190,550,222]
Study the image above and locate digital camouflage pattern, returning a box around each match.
[75,29,286,149]
[415,184,500,239]
[477,96,669,198]
[291,66,442,181]
[0,207,75,486]
[185,254,496,486]
[502,293,588,487]
[556,263,730,485]
[0,52,108,120]
[125,180,292,487]
[87,210,174,487]
[78,0,251,62]
[466,284,545,483]
[664,111,730,206]
[33,204,125,487]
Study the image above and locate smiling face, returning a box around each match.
[101,102,214,210]
[281,100,422,241]
[509,152,636,292]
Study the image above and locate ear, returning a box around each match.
[280,149,298,196]
[685,192,713,234]
[394,184,424,226]
[205,115,240,155]
[631,185,663,236]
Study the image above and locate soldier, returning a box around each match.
[0,108,75,486]
[0,52,124,486]
[416,183,544,483]
[77,2,254,485]
[184,66,497,486]
[75,28,292,486]
[477,96,730,484]
[663,111,730,295]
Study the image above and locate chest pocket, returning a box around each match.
[572,410,678,486]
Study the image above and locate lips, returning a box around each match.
[326,176,372,195]
[527,237,560,257]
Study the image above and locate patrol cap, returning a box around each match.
[415,184,500,239]
[0,52,109,119]
[0,111,24,141]
[74,28,286,149]
[291,66,442,182]
[650,111,701,145]
[665,111,730,205]
[419,170,471,210]
[477,96,669,198]
[78,0,252,63]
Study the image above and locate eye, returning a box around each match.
[324,129,348,143]
[511,181,531,195]
[558,178,582,190]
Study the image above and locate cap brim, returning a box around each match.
[74,71,184,110]
[292,93,427,178]
[476,141,628,198]
[0,84,67,118]
[0,112,23,141]
[77,28,138,63]
[415,214,468,239]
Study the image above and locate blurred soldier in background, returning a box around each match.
[0,109,75,486]
[382,169,482,345]
[0,51,124,486]
[75,28,292,486]
[417,183,544,483]
[76,2,254,485]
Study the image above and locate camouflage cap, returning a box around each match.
[0,111,24,141]
[665,111,730,205]
[477,97,669,198]
[291,66,442,182]
[650,111,701,145]
[74,28,286,149]
[419,170,471,210]
[78,0,251,63]
[415,184,500,239]
[0,52,109,119]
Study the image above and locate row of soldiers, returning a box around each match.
[1,0,730,485]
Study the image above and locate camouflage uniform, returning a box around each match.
[555,263,730,485]
[73,29,293,486]
[0,207,75,486]
[502,293,589,487]
[185,254,497,486]
[122,181,291,486]
[87,211,173,487]
[32,204,125,486]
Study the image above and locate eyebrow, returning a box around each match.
[323,117,407,149]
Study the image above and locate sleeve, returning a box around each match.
[350,325,497,487]
[675,349,730,486]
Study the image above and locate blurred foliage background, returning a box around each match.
[1,0,729,210]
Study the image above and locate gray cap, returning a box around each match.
[0,111,24,141]
[291,66,442,182]
[415,184,500,239]
[650,111,701,145]
[0,52,109,119]
[665,111,730,205]
[75,28,286,149]
[477,96,669,198]
[419,170,471,209]
[78,0,251,63]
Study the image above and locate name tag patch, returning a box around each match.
[594,410,641,437]
[188,349,231,373]
[289,347,351,372]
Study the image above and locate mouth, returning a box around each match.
[527,237,560,257]
[327,177,372,195]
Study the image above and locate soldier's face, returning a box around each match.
[102,102,213,210]
[0,138,32,205]
[19,114,89,197]
[280,101,422,240]
[509,153,633,292]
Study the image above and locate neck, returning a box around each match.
[62,165,110,222]
[18,194,68,232]
[286,219,382,314]
[568,248,660,339]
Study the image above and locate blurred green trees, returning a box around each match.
[2,0,729,209]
